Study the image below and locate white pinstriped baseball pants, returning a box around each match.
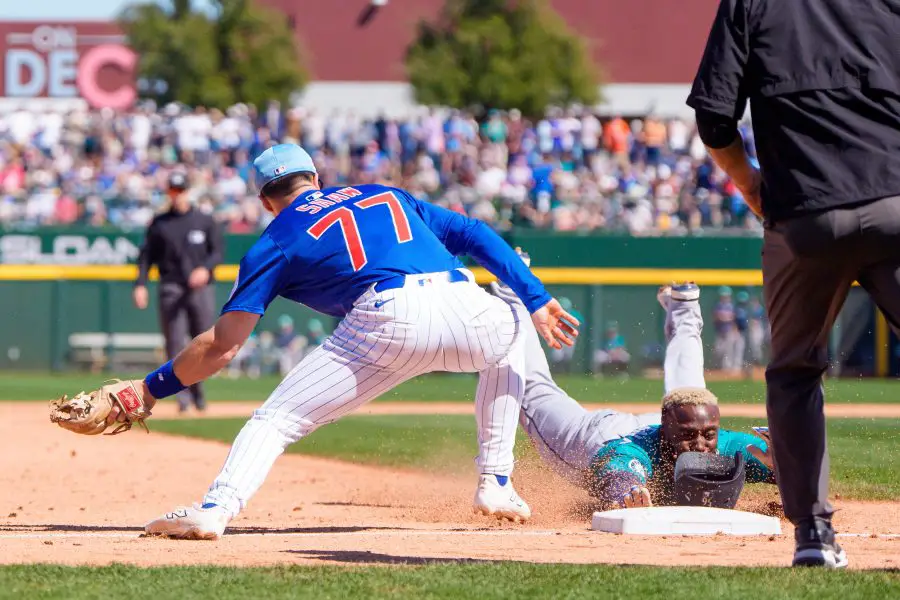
[204,269,525,517]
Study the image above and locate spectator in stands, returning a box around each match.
[713,286,744,373]
[593,321,631,375]
[275,315,308,376]
[747,295,768,366]
[0,100,764,235]
[227,331,259,379]
[306,318,326,349]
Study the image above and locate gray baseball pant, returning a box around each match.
[491,282,706,488]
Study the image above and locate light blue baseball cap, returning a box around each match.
[252,143,317,189]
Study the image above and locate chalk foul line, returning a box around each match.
[0,530,898,540]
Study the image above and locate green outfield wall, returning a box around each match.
[0,278,771,372]
[0,228,764,269]
[4,228,865,375]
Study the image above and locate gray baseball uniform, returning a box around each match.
[492,281,706,488]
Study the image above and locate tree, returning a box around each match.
[120,0,307,109]
[405,0,600,117]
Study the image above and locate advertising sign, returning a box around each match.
[0,22,136,109]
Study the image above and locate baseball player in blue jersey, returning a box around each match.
[489,260,774,509]
[80,143,578,539]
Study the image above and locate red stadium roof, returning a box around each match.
[259,0,719,84]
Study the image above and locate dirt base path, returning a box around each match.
[8,400,898,420]
[2,403,899,570]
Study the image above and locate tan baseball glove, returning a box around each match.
[49,379,151,436]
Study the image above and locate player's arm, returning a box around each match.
[590,438,655,508]
[133,221,159,310]
[687,0,760,215]
[135,220,157,287]
[729,429,777,484]
[401,192,578,348]
[169,311,259,384]
[205,217,225,272]
[111,235,290,421]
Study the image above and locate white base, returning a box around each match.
[591,506,782,536]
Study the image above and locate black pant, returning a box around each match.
[762,195,900,524]
[159,283,216,409]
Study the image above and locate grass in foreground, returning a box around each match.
[2,564,898,600]
[5,371,900,404]
[151,415,900,501]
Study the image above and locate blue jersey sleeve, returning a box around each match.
[399,191,552,313]
[593,437,655,484]
[589,436,655,506]
[221,233,290,316]
[718,429,776,484]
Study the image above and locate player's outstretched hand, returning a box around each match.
[532,299,579,350]
[623,485,653,508]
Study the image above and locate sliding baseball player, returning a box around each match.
[490,257,774,508]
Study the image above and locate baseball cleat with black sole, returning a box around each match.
[792,517,849,568]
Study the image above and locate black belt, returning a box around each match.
[374,269,468,293]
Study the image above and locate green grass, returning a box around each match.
[151,414,900,501]
[6,370,900,404]
[1,564,898,599]
[153,414,480,472]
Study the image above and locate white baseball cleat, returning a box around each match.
[144,503,230,540]
[473,474,531,523]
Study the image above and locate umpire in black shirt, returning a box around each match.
[134,172,223,412]
[688,0,900,569]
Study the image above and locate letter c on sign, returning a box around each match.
[76,44,137,110]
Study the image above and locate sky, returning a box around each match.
[5,0,213,20]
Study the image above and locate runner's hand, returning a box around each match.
[532,299,579,350]
[623,485,653,508]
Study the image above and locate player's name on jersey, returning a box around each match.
[296,187,364,215]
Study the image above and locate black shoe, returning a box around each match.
[792,517,848,568]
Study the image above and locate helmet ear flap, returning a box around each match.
[673,451,747,509]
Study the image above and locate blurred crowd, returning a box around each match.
[0,101,761,234]
[224,315,326,379]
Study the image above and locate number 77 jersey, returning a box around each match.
[222,184,471,318]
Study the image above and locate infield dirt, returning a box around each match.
[2,402,899,570]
